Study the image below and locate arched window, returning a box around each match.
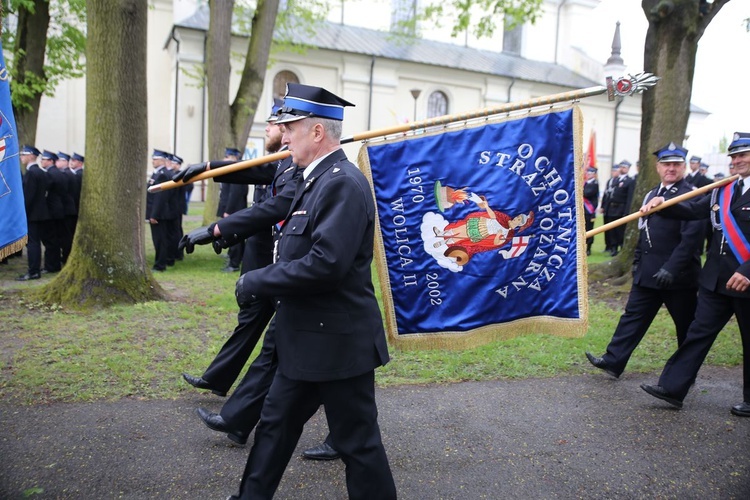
[273,70,300,98]
[427,91,448,118]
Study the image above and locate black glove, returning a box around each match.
[178,225,214,254]
[235,273,255,308]
[653,268,674,288]
[172,162,208,183]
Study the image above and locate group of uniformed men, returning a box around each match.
[13,146,84,281]
[586,134,750,419]
[145,150,192,271]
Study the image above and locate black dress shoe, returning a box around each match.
[181,372,227,397]
[640,384,683,409]
[302,442,341,461]
[585,352,620,378]
[16,272,41,281]
[730,401,750,417]
[196,407,248,445]
[221,265,240,273]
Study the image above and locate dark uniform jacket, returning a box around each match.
[71,169,83,212]
[239,149,390,382]
[23,164,50,222]
[60,169,78,217]
[633,179,703,289]
[603,174,635,218]
[215,155,298,247]
[146,167,180,220]
[583,179,599,217]
[665,179,750,298]
[685,171,711,188]
[45,166,68,220]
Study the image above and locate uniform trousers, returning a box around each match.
[658,285,750,402]
[236,370,396,500]
[26,221,45,275]
[202,298,275,396]
[603,215,616,250]
[602,284,697,376]
[220,316,278,430]
[44,220,64,272]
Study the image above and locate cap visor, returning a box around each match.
[275,113,308,125]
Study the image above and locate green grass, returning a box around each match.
[0,206,741,404]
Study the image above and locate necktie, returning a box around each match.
[733,179,744,204]
[656,186,666,198]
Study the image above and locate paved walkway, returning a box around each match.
[1,366,749,499]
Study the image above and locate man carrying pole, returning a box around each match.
[639,132,750,416]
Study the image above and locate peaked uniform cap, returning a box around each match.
[57,152,71,161]
[20,145,40,156]
[689,155,702,162]
[267,97,284,122]
[652,142,687,163]
[224,147,242,158]
[617,159,632,168]
[275,83,355,124]
[152,149,169,159]
[72,153,84,162]
[170,154,183,164]
[728,132,750,156]
[41,150,58,161]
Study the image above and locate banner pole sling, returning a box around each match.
[585,174,739,239]
[149,73,659,193]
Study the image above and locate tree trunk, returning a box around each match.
[601,0,730,278]
[11,0,50,147]
[202,0,235,225]
[202,0,280,225]
[36,0,164,308]
[230,0,281,144]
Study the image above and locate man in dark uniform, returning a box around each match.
[215,147,247,272]
[603,160,635,256]
[583,166,599,256]
[586,143,703,377]
[16,146,49,281]
[40,150,65,272]
[227,83,395,499]
[169,154,187,262]
[56,152,78,264]
[179,101,291,401]
[178,100,338,459]
[640,132,750,416]
[69,153,84,237]
[146,149,180,271]
[685,155,711,188]
[600,164,619,254]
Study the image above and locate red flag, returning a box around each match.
[586,130,597,168]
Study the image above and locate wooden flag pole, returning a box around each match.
[585,174,739,239]
[149,73,659,193]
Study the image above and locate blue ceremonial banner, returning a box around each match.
[0,42,26,260]
[359,106,587,349]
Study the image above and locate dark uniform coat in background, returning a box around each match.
[583,177,599,254]
[602,174,635,253]
[44,166,68,272]
[217,181,250,269]
[656,182,750,402]
[146,166,181,270]
[600,179,704,376]
[22,164,50,276]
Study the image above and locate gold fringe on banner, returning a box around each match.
[0,236,27,261]
[360,104,588,351]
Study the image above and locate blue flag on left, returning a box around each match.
[0,42,27,260]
